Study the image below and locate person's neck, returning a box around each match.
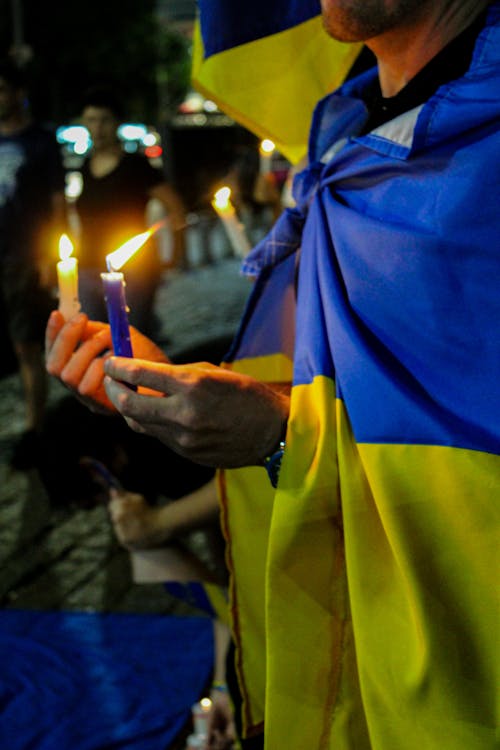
[91,142,122,159]
[89,142,123,177]
[0,110,30,136]
[366,0,489,96]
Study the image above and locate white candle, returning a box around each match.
[57,234,80,321]
[259,138,275,175]
[211,186,251,258]
[191,698,212,737]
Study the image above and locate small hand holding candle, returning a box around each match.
[191,697,212,737]
[57,234,80,321]
[259,138,276,175]
[211,186,251,259]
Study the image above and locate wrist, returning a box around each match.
[210,680,229,693]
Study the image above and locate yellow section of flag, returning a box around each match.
[192,15,361,164]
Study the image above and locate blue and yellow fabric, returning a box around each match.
[164,581,230,625]
[218,239,297,736]
[262,5,500,748]
[192,0,361,164]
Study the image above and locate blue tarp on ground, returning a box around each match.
[0,609,213,750]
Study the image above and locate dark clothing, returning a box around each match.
[75,152,165,334]
[76,151,163,271]
[0,123,64,343]
[1,263,53,343]
[0,123,65,261]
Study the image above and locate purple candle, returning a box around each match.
[101,270,133,357]
[101,221,167,357]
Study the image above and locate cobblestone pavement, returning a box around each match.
[0,257,250,617]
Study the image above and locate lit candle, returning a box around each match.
[57,234,80,321]
[191,697,212,737]
[211,186,251,258]
[101,269,134,357]
[101,223,164,357]
[259,138,275,175]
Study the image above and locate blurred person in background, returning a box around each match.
[224,147,283,247]
[74,86,187,337]
[0,58,66,469]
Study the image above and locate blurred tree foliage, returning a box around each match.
[0,0,192,125]
[156,28,192,121]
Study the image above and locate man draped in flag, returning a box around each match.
[46,0,499,748]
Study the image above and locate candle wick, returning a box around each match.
[106,258,114,273]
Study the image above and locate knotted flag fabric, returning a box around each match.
[192,0,361,164]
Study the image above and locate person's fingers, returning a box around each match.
[78,356,105,393]
[60,328,112,389]
[104,357,217,395]
[108,497,123,521]
[109,489,142,505]
[45,309,65,354]
[82,320,110,340]
[108,491,143,520]
[46,313,87,373]
[104,375,175,425]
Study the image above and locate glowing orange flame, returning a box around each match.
[59,233,75,261]
[105,220,166,271]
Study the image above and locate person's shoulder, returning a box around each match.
[25,121,57,139]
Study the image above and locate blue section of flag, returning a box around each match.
[226,249,297,363]
[0,609,213,750]
[289,23,500,454]
[164,581,217,617]
[198,0,320,57]
[235,4,500,455]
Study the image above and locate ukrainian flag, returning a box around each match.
[219,5,500,747]
[218,238,297,737]
[262,9,500,747]
[192,0,361,164]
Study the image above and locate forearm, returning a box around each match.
[156,479,219,541]
[212,619,231,684]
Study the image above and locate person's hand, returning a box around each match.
[45,311,115,413]
[204,690,236,750]
[45,311,169,414]
[108,489,169,549]
[103,358,290,468]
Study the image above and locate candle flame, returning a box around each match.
[106,220,166,272]
[259,138,275,155]
[200,697,212,710]
[212,186,232,211]
[59,233,74,261]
